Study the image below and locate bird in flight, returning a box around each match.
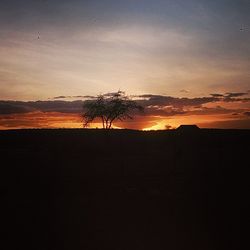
[240,25,248,31]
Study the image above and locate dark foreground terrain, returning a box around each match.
[1,128,249,250]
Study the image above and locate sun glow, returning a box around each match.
[0,107,249,130]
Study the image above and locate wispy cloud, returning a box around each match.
[53,95,95,100]
[1,1,250,100]
[225,92,248,98]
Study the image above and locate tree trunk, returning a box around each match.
[108,121,112,129]
[101,116,104,129]
[105,119,109,129]
[109,118,116,129]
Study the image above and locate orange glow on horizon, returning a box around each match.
[0,111,249,130]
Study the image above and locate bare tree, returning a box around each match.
[82,91,143,129]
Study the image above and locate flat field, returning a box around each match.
[1,129,249,250]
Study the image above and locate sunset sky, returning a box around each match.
[0,0,250,129]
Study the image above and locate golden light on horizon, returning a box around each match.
[0,110,250,130]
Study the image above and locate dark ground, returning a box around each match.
[1,128,249,250]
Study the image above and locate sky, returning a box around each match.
[0,0,250,129]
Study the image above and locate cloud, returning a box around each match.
[144,106,186,117]
[53,96,70,99]
[186,106,248,116]
[210,93,224,97]
[0,100,84,114]
[208,92,250,102]
[1,0,250,102]
[1,92,250,117]
[223,97,250,102]
[198,118,250,129]
[74,95,95,99]
[136,94,218,108]
[225,92,248,98]
[53,95,95,100]
[0,101,35,114]
[244,111,250,116]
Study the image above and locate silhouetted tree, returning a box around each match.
[82,91,143,129]
[165,124,173,130]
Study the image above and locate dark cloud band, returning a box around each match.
[1,92,249,117]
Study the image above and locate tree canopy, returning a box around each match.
[82,91,143,129]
